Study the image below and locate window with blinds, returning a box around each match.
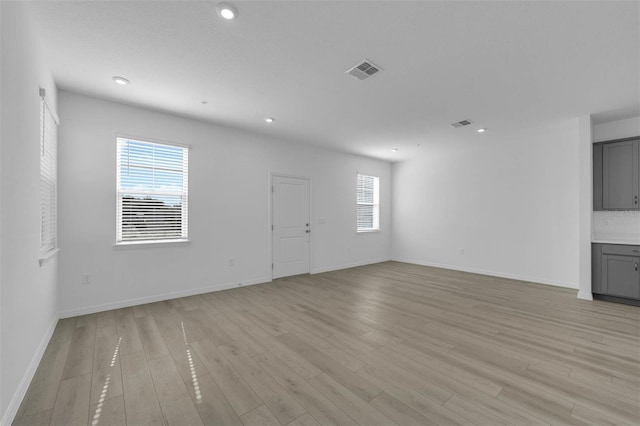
[356,174,380,232]
[116,137,189,243]
[40,97,58,255]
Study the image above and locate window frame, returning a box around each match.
[39,92,59,260]
[115,136,189,245]
[356,173,380,233]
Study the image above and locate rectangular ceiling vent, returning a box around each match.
[451,119,473,128]
[346,60,382,80]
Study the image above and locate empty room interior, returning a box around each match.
[2,1,640,425]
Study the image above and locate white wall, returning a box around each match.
[0,2,59,424]
[593,116,640,143]
[591,116,640,244]
[577,115,593,300]
[57,91,391,316]
[392,119,580,288]
[0,1,3,421]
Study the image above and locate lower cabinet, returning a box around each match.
[592,243,640,305]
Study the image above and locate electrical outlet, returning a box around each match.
[459,249,465,255]
[82,274,91,285]
[228,258,235,267]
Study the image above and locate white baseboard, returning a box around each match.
[311,258,391,275]
[1,315,58,426]
[58,276,272,318]
[577,290,594,301]
[393,258,579,290]
[60,258,395,318]
[59,258,394,318]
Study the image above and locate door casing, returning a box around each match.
[270,173,312,279]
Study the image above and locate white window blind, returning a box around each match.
[357,174,380,232]
[40,96,58,254]
[116,137,189,243]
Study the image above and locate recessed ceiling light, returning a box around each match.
[477,128,487,133]
[216,2,238,20]
[391,148,399,152]
[264,117,275,123]
[112,76,130,85]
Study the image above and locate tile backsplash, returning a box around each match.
[592,211,640,244]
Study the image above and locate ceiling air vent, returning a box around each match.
[451,119,473,128]
[346,60,382,80]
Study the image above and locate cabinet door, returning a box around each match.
[593,144,603,211]
[602,140,639,210]
[602,254,640,299]
[591,244,603,293]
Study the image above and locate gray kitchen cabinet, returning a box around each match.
[591,244,603,293]
[593,137,640,211]
[602,254,640,299]
[603,139,639,209]
[593,144,604,211]
[592,243,640,305]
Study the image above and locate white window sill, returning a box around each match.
[39,248,60,266]
[114,239,191,249]
[357,229,380,234]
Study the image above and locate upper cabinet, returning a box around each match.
[594,137,640,211]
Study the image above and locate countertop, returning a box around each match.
[592,238,640,245]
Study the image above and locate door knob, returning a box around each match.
[305,230,310,233]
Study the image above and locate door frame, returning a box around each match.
[269,172,313,280]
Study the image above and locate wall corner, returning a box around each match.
[577,115,593,300]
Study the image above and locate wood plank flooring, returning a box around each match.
[13,261,640,425]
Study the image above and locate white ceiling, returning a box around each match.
[28,0,640,162]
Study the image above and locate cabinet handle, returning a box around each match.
[636,195,638,205]
[636,263,639,272]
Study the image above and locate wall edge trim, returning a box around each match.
[311,258,392,274]
[58,276,272,318]
[392,257,579,290]
[577,290,594,301]
[2,315,59,426]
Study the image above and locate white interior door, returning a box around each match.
[272,176,310,278]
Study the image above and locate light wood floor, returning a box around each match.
[13,261,640,426]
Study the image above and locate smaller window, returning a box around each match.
[116,137,189,244]
[357,174,380,232]
[40,96,58,255]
